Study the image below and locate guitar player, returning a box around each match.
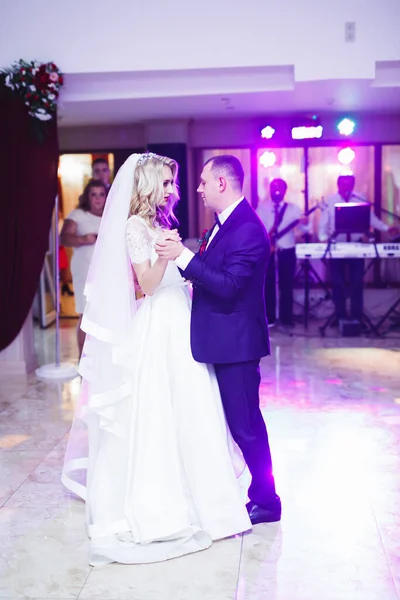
[257,178,310,327]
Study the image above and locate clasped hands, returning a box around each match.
[155,229,185,261]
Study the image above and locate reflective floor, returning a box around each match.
[1,323,399,599]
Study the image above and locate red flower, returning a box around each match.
[35,71,49,90]
[198,228,211,256]
[59,75,64,85]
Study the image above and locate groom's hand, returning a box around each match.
[155,239,185,261]
[159,229,181,243]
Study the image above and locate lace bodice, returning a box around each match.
[125,215,184,290]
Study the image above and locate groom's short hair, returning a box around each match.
[205,155,244,191]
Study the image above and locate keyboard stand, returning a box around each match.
[375,293,400,334]
[372,240,400,334]
[296,258,333,328]
[319,247,380,337]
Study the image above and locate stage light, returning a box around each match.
[291,125,323,139]
[338,147,356,165]
[259,151,276,168]
[337,118,356,136]
[291,115,323,140]
[261,126,275,139]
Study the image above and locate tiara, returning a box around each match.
[137,152,158,167]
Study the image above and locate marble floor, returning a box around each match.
[1,322,400,599]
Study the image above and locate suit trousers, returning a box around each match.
[214,359,278,509]
[265,247,297,325]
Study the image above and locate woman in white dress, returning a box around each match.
[60,180,107,355]
[62,153,251,566]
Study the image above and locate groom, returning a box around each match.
[156,155,281,524]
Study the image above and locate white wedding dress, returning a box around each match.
[62,215,251,566]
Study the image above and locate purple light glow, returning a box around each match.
[289,381,306,387]
[259,151,276,168]
[338,147,355,165]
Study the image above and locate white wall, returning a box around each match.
[1,0,400,81]
[58,119,193,150]
[59,114,400,151]
[59,124,145,151]
[190,114,400,147]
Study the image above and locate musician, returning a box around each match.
[318,174,397,322]
[257,178,309,326]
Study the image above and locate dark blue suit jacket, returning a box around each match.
[182,199,270,364]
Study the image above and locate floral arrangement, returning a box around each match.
[198,228,212,255]
[2,59,64,122]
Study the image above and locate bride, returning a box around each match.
[62,152,251,566]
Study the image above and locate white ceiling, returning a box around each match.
[57,68,400,128]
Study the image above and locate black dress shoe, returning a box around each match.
[246,499,281,525]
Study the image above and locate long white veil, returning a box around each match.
[62,153,141,499]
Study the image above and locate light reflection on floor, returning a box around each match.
[0,324,399,599]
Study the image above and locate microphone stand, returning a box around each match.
[36,194,78,380]
[352,193,400,223]
[272,200,280,325]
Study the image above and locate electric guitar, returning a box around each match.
[270,198,326,252]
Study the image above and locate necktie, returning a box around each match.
[214,213,221,228]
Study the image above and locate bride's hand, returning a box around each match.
[159,229,181,243]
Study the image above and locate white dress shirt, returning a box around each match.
[175,197,245,271]
[318,192,389,243]
[256,201,309,250]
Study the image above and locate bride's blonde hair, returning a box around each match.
[129,153,179,229]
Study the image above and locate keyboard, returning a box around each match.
[296,242,400,259]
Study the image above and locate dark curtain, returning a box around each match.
[147,143,189,240]
[113,148,145,176]
[0,81,59,351]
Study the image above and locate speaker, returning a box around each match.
[339,319,361,337]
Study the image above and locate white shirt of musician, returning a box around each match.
[318,192,389,243]
[256,201,309,250]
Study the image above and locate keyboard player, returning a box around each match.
[318,174,397,323]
